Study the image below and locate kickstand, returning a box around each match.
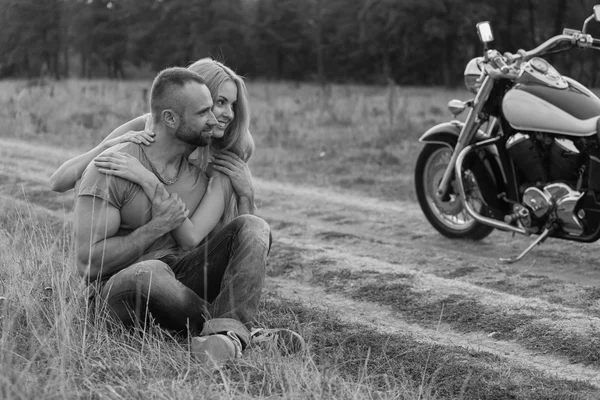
[499,225,555,264]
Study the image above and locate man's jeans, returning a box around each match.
[97,215,270,347]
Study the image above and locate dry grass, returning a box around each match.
[0,196,433,399]
[248,83,468,202]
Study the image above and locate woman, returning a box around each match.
[50,58,256,247]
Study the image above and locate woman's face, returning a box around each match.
[211,79,238,139]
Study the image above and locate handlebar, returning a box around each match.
[484,31,598,79]
[510,34,575,62]
[491,54,510,73]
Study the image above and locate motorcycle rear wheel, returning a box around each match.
[415,143,494,240]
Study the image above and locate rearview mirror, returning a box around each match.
[595,5,600,21]
[476,21,494,43]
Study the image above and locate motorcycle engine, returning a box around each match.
[505,133,586,235]
[506,133,582,189]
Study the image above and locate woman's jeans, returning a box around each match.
[97,215,270,347]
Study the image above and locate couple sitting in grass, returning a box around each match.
[50,59,304,367]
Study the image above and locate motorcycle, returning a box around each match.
[415,5,600,263]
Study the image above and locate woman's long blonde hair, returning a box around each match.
[187,58,255,226]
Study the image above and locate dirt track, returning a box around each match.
[252,176,600,388]
[2,136,600,392]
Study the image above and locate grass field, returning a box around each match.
[1,79,468,201]
[2,79,600,399]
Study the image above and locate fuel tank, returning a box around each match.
[502,74,600,137]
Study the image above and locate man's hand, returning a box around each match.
[151,184,188,231]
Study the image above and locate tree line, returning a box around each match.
[2,0,600,86]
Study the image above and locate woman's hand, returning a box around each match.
[94,152,154,186]
[103,114,155,149]
[211,150,254,199]
[103,129,155,148]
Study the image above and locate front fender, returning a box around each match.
[418,121,462,146]
[419,120,491,145]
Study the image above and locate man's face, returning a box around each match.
[174,82,217,147]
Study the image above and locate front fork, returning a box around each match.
[436,76,495,199]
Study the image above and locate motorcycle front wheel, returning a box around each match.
[415,143,494,240]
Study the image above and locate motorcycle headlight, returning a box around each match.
[464,57,483,94]
[464,75,482,94]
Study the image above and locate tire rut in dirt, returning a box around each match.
[263,204,600,316]
[266,278,600,394]
[267,238,600,372]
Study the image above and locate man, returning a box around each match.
[74,67,274,365]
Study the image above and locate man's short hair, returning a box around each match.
[150,67,207,123]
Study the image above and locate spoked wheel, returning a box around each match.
[415,143,493,240]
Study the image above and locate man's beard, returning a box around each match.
[175,119,211,147]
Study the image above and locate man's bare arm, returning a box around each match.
[74,185,188,282]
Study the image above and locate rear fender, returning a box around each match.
[419,121,507,213]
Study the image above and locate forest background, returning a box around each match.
[3,0,600,87]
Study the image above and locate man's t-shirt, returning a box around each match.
[77,142,208,267]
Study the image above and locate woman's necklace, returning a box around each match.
[141,147,184,185]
